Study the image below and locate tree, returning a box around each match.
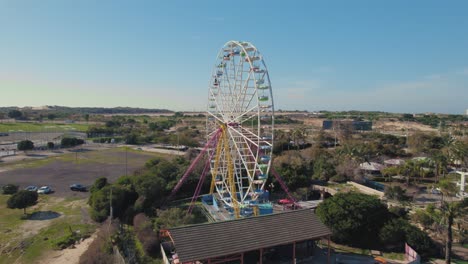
[90,177,108,192]
[84,114,90,122]
[8,110,22,119]
[88,185,137,222]
[47,142,55,149]
[411,209,434,230]
[61,137,84,147]
[379,218,407,247]
[316,192,389,247]
[384,185,411,203]
[440,198,468,264]
[2,184,19,194]
[17,140,34,152]
[7,190,38,214]
[47,113,56,120]
[438,178,458,201]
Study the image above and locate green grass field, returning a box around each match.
[0,195,96,264]
[0,122,89,132]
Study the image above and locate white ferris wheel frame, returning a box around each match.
[206,40,275,209]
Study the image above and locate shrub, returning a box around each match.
[53,232,79,249]
[388,206,408,218]
[90,177,107,192]
[2,184,19,194]
[379,218,435,256]
[79,219,118,264]
[61,137,85,148]
[133,213,160,257]
[411,209,434,230]
[17,140,34,151]
[385,185,410,202]
[47,142,55,149]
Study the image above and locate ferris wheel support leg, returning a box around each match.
[188,158,211,214]
[167,129,221,202]
[270,167,299,206]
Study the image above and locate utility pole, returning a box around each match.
[109,187,113,224]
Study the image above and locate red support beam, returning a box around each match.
[168,128,221,202]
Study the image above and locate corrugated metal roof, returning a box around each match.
[168,209,331,262]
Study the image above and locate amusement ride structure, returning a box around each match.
[169,41,296,219]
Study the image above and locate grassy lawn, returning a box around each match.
[0,146,169,169]
[0,194,96,264]
[330,242,405,261]
[0,122,89,132]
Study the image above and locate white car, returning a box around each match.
[37,186,52,194]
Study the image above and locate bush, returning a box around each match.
[133,213,160,257]
[17,140,34,151]
[90,177,107,192]
[47,142,55,149]
[53,232,79,249]
[388,206,408,218]
[379,218,407,248]
[2,184,19,194]
[405,224,435,257]
[61,137,85,148]
[379,218,435,256]
[385,185,410,202]
[88,185,137,222]
[79,219,118,264]
[411,209,434,230]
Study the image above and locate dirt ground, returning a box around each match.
[37,232,98,264]
[0,148,163,198]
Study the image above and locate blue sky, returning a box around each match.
[1,1,467,114]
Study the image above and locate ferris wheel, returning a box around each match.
[206,40,274,217]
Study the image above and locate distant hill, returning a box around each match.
[0,106,173,115]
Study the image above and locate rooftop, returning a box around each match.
[167,209,331,262]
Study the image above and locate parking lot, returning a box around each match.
[0,147,162,198]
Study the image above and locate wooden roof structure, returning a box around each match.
[167,209,331,263]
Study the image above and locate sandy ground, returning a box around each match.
[37,232,98,264]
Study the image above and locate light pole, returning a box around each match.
[125,147,128,177]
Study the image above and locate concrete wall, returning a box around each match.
[347,181,384,199]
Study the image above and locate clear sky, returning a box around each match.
[1,0,467,114]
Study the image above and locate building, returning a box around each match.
[160,209,332,264]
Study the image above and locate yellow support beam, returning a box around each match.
[222,125,240,218]
[210,129,224,194]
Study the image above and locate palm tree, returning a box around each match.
[430,149,448,183]
[439,198,468,264]
[438,178,458,202]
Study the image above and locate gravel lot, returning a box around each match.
[0,148,162,198]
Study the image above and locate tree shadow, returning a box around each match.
[28,211,61,220]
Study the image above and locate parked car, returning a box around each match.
[24,185,38,192]
[278,198,294,205]
[37,186,52,194]
[70,184,87,192]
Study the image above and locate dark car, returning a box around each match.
[70,184,87,192]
